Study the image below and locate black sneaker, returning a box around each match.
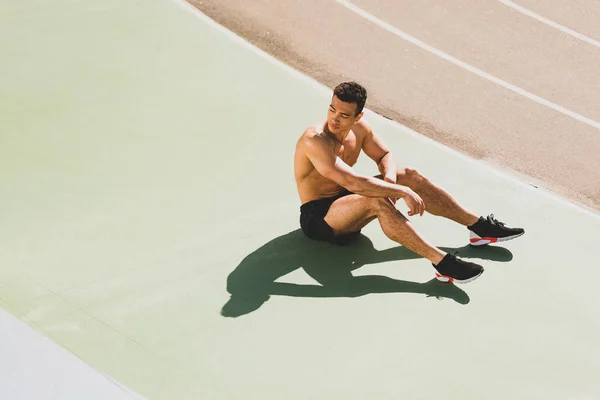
[468,214,525,246]
[433,254,484,284]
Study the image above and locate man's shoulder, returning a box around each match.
[299,123,330,146]
[302,122,324,137]
[352,118,373,137]
[296,125,335,164]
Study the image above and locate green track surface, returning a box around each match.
[1,1,599,398]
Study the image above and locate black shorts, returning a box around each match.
[299,189,361,245]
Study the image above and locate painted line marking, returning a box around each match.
[172,0,600,221]
[335,0,600,131]
[497,0,600,49]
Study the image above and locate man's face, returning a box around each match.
[327,95,363,134]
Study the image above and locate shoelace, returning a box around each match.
[487,214,506,227]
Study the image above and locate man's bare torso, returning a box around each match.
[294,120,369,204]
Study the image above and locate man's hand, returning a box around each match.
[402,188,425,216]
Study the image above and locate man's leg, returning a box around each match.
[393,168,479,226]
[323,194,446,264]
[385,168,524,246]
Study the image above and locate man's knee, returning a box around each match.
[399,166,426,186]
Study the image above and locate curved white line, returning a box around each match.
[335,0,600,131]
[498,0,600,49]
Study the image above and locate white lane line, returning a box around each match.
[335,0,600,131]
[498,0,600,49]
[172,0,600,221]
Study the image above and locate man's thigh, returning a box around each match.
[324,194,378,235]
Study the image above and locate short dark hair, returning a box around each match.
[333,81,367,116]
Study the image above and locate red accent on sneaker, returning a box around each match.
[470,237,498,243]
[435,273,454,283]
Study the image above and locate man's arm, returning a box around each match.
[303,135,424,216]
[303,134,407,199]
[360,121,397,183]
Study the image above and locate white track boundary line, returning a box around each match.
[335,0,600,131]
[498,0,600,49]
[171,0,600,221]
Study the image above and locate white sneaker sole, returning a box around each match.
[435,270,483,284]
[469,232,524,246]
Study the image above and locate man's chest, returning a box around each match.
[334,135,361,166]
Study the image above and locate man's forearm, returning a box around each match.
[348,175,410,198]
[377,152,397,182]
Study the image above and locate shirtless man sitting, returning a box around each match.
[294,81,524,284]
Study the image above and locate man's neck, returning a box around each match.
[323,123,350,143]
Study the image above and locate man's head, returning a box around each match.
[327,82,367,134]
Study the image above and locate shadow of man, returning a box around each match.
[221,229,513,317]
